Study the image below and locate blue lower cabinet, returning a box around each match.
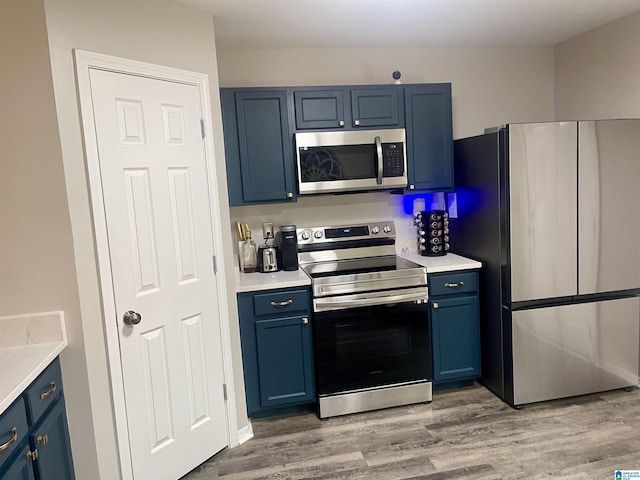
[2,445,35,480]
[429,271,481,387]
[0,357,74,480]
[255,316,315,408]
[29,398,74,480]
[238,288,316,417]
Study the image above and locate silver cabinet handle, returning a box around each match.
[339,120,345,127]
[302,317,309,324]
[354,119,360,126]
[40,381,57,400]
[433,302,439,309]
[445,281,464,288]
[287,192,293,198]
[409,184,415,190]
[0,427,17,451]
[271,299,293,307]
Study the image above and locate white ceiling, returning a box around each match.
[177,0,640,49]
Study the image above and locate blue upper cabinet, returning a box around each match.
[404,83,454,192]
[294,90,345,130]
[220,88,296,206]
[350,88,401,128]
[294,86,403,130]
[220,83,452,206]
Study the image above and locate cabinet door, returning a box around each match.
[350,88,401,128]
[0,398,28,468]
[404,84,453,192]
[29,399,74,480]
[221,89,295,205]
[255,316,315,408]
[431,295,480,382]
[294,90,345,129]
[1,445,35,480]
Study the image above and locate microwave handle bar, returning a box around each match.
[375,136,383,185]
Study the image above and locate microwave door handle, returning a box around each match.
[375,136,383,185]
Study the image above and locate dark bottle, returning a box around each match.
[279,225,299,271]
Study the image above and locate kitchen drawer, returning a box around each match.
[253,289,310,317]
[24,358,63,426]
[429,271,478,297]
[0,397,28,467]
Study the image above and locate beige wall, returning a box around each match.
[555,10,640,120]
[217,45,555,247]
[0,0,98,477]
[38,0,245,478]
[217,46,555,139]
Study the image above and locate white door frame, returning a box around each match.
[74,49,238,480]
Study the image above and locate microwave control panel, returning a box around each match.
[382,143,405,177]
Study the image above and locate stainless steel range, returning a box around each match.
[297,220,432,418]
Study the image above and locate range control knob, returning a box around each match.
[383,225,392,233]
[301,231,311,241]
[371,225,380,234]
[313,231,323,239]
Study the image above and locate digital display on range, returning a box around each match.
[325,226,369,239]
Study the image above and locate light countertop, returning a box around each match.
[400,252,482,272]
[0,311,67,415]
[235,252,481,293]
[236,268,311,293]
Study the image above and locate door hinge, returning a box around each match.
[200,119,206,139]
[223,383,228,401]
[212,255,217,274]
[27,449,38,461]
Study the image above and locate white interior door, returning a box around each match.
[88,68,227,480]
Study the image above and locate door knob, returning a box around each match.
[123,310,142,326]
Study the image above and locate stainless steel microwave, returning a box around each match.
[295,128,407,195]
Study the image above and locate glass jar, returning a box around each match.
[242,236,257,273]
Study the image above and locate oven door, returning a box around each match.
[313,297,431,396]
[295,129,407,194]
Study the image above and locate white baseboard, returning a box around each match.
[236,421,254,446]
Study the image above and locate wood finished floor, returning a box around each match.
[182,384,640,480]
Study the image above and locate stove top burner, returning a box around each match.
[302,255,424,279]
[298,220,428,300]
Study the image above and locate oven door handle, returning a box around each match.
[314,289,428,312]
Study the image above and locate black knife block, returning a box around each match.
[416,210,449,256]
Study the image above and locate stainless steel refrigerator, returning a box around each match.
[451,120,640,407]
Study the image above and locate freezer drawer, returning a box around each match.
[511,297,639,406]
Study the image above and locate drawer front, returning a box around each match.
[253,289,310,317]
[24,358,63,426]
[0,397,28,467]
[429,271,477,297]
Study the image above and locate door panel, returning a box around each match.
[579,120,640,294]
[255,316,315,408]
[511,297,639,405]
[89,69,227,480]
[508,122,578,302]
[404,84,453,191]
[350,88,399,127]
[236,91,293,202]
